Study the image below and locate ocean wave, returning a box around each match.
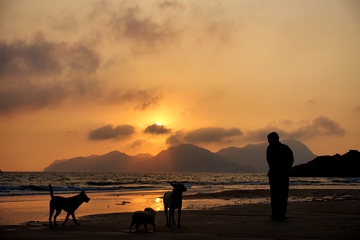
[1,172,359,197]
[0,184,161,197]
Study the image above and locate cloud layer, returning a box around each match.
[166,127,243,146]
[165,116,345,147]
[144,123,172,134]
[0,34,101,115]
[0,2,183,116]
[0,33,164,115]
[245,116,346,142]
[88,124,135,140]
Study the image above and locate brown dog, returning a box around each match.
[163,182,187,227]
[48,184,90,227]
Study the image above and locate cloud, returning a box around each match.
[88,124,135,140]
[245,128,286,143]
[0,33,164,115]
[108,3,178,51]
[290,116,345,139]
[166,127,243,145]
[88,1,235,53]
[189,1,237,47]
[0,34,99,79]
[130,139,146,148]
[245,116,345,142]
[0,34,101,115]
[108,89,163,111]
[144,123,172,135]
[305,99,317,107]
[165,130,184,145]
[185,127,243,143]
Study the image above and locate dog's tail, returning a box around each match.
[49,184,54,199]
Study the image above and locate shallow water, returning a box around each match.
[0,190,266,225]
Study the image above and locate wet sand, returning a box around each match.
[1,189,359,239]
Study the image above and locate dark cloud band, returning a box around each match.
[166,127,243,145]
[144,123,172,135]
[88,124,135,140]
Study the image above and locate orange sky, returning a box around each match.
[1,0,359,171]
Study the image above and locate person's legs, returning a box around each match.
[269,176,288,220]
[279,176,289,217]
[269,177,279,218]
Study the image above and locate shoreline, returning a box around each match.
[0,188,359,225]
[1,189,359,239]
[1,199,359,239]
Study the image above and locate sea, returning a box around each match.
[1,172,360,197]
[1,172,360,225]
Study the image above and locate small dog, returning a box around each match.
[129,207,156,232]
[163,182,187,227]
[48,184,90,227]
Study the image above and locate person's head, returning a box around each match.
[267,132,279,145]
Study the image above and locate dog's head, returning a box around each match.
[144,207,156,216]
[170,183,187,193]
[80,190,90,203]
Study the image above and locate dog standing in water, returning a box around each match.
[163,182,187,227]
[48,184,90,227]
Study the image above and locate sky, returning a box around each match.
[1,0,359,171]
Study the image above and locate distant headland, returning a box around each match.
[290,150,360,177]
[43,139,359,176]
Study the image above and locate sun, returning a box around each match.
[155,121,162,126]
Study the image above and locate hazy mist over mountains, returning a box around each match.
[44,139,316,173]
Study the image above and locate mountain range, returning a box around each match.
[44,139,316,173]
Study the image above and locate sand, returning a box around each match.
[1,189,359,239]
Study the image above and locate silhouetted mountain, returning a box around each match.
[44,144,247,172]
[44,140,316,173]
[217,139,316,172]
[137,144,247,173]
[44,151,133,172]
[43,159,68,171]
[290,150,360,177]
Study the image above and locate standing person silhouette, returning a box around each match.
[266,132,294,221]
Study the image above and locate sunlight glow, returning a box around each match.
[155,122,162,126]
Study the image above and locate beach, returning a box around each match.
[1,189,359,239]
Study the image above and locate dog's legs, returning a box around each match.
[129,221,135,232]
[71,213,79,226]
[53,209,62,226]
[49,207,54,227]
[170,208,176,226]
[61,212,71,227]
[164,207,169,226]
[135,223,141,232]
[178,207,182,227]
